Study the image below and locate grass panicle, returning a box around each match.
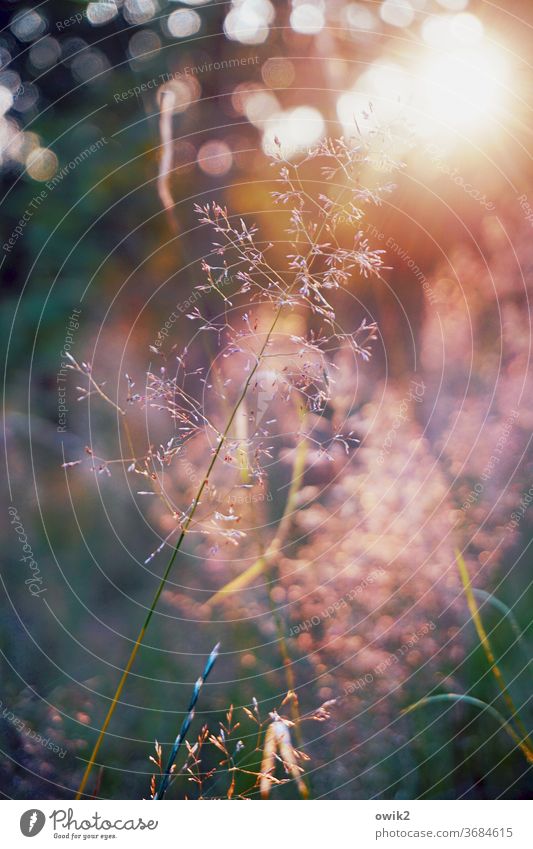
[154,642,220,800]
[74,131,393,798]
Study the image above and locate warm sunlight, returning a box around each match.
[418,43,508,135]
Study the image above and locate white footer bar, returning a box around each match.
[4,799,531,848]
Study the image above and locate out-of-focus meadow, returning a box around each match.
[2,0,533,800]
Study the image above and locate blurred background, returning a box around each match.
[1,0,533,799]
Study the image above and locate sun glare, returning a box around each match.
[337,12,508,145]
[419,44,508,134]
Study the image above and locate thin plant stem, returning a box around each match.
[76,301,287,798]
[205,435,308,606]
[66,354,126,416]
[265,574,309,798]
[77,139,379,797]
[205,423,310,793]
[155,642,220,799]
[403,693,533,763]
[456,550,533,755]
